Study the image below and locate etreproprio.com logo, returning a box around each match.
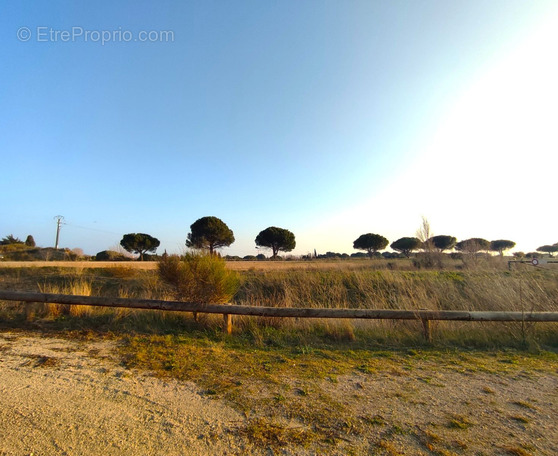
[17,26,175,45]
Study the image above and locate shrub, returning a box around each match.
[158,253,239,304]
[412,252,443,269]
[1,234,23,245]
[95,250,129,261]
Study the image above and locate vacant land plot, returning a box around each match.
[0,263,557,454]
[0,330,556,455]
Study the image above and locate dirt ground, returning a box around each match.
[0,332,263,456]
[0,331,557,456]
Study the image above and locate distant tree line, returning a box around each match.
[114,216,296,261]
[1,234,35,247]
[7,217,551,262]
[105,216,558,261]
[352,233,520,258]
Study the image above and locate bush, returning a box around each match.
[0,243,29,253]
[95,250,129,261]
[412,252,443,269]
[1,234,23,245]
[158,253,239,304]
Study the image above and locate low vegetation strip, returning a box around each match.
[0,259,396,272]
[0,261,558,347]
[0,260,159,269]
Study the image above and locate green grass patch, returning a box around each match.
[447,414,474,429]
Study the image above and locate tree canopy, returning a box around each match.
[429,235,457,252]
[186,216,235,255]
[536,244,558,257]
[353,233,389,257]
[120,233,160,261]
[255,226,296,258]
[490,239,516,256]
[455,238,490,253]
[390,237,421,257]
[1,234,23,245]
[25,235,36,247]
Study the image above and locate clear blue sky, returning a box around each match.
[2,1,557,256]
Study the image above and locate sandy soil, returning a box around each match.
[1,331,557,456]
[0,332,261,456]
[316,361,558,455]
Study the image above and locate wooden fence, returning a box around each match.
[1,290,557,341]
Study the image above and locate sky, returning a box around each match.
[1,1,557,257]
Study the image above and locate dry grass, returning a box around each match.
[38,279,95,317]
[235,267,558,311]
[0,260,557,347]
[0,258,436,271]
[0,261,158,269]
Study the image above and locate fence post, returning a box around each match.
[419,309,432,342]
[421,317,432,343]
[223,304,232,334]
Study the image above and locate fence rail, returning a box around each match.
[1,290,557,341]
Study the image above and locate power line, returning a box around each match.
[63,222,176,246]
[64,222,123,237]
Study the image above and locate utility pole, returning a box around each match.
[54,215,64,249]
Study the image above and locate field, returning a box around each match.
[0,258,413,271]
[0,259,557,455]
